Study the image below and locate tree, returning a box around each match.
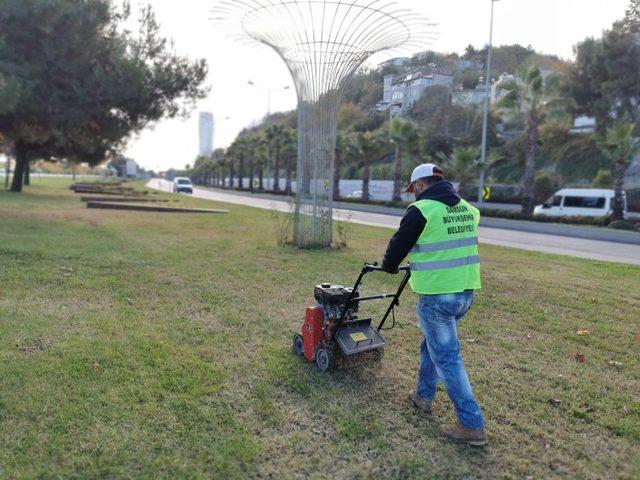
[619,0,640,32]
[499,66,565,216]
[355,130,391,201]
[565,21,640,134]
[436,147,479,197]
[389,119,419,201]
[265,124,285,191]
[598,123,640,221]
[0,1,208,192]
[280,127,297,195]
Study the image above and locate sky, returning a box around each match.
[123,0,631,172]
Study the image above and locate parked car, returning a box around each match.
[534,188,626,218]
[173,177,193,194]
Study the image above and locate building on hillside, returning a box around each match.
[451,73,514,107]
[199,112,214,157]
[377,65,454,117]
[570,115,596,134]
[454,59,484,71]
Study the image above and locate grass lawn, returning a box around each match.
[1,178,639,479]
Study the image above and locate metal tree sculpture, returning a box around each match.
[213,1,433,248]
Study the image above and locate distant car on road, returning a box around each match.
[534,188,626,218]
[173,177,193,194]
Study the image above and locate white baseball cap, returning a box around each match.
[405,163,444,192]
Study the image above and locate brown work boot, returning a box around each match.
[440,423,487,447]
[408,391,432,414]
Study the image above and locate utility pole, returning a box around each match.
[478,0,498,205]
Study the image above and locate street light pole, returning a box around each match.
[247,80,290,116]
[478,0,498,205]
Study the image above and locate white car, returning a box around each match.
[534,188,626,218]
[345,190,363,199]
[173,177,193,194]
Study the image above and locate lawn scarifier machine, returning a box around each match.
[292,262,411,371]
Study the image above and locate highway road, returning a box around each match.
[148,179,640,266]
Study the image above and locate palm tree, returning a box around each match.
[356,130,390,202]
[281,127,297,195]
[436,147,480,197]
[266,124,285,192]
[499,65,565,216]
[598,123,640,221]
[389,118,419,201]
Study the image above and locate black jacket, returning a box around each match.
[381,181,462,273]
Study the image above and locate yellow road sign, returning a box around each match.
[482,186,491,201]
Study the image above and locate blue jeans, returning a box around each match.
[416,290,485,430]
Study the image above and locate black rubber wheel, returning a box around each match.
[315,348,333,372]
[292,333,304,356]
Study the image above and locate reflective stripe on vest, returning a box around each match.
[411,237,478,254]
[411,255,480,272]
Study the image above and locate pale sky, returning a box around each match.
[124,0,630,171]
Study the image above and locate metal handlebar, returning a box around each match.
[364,263,410,273]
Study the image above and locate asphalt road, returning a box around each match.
[149,179,640,266]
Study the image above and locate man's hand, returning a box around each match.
[381,263,399,274]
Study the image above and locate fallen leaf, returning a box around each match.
[63,273,72,278]
[466,338,477,343]
[608,360,623,369]
[576,329,590,336]
[548,398,562,406]
[524,332,532,339]
[574,353,586,363]
[125,297,132,304]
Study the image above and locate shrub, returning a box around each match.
[534,172,559,203]
[608,220,637,231]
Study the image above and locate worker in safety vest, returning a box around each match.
[381,163,486,447]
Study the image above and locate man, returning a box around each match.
[381,163,486,447]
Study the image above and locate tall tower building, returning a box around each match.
[199,112,214,157]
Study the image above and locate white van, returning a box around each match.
[534,188,626,218]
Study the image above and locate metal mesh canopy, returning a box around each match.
[213,1,434,248]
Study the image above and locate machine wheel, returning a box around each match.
[315,348,333,372]
[292,333,304,356]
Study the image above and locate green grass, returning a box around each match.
[1,177,639,479]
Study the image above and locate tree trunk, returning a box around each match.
[4,157,9,189]
[611,157,626,222]
[362,158,370,202]
[10,142,28,192]
[249,165,255,192]
[273,142,281,192]
[392,143,402,202]
[333,150,341,201]
[259,167,264,190]
[285,155,292,195]
[238,155,244,189]
[24,161,30,186]
[229,162,235,189]
[521,113,539,217]
[72,164,76,182]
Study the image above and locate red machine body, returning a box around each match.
[302,306,325,362]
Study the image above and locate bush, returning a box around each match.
[608,220,637,231]
[479,208,611,227]
[592,169,613,188]
[534,172,559,203]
